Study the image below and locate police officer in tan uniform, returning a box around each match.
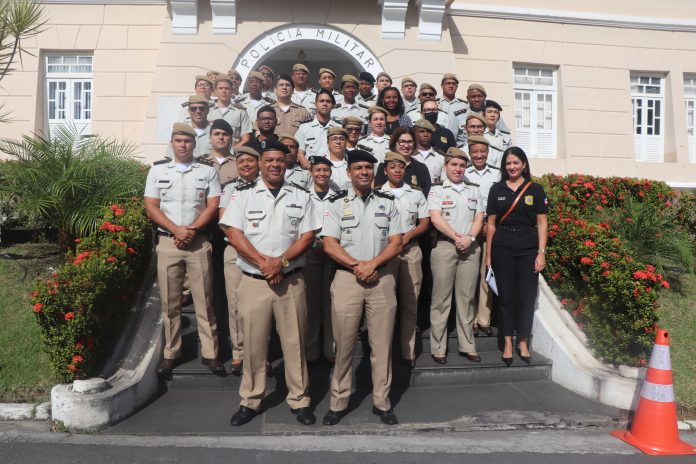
[331,75,368,125]
[220,141,320,427]
[378,151,430,366]
[178,75,215,121]
[218,145,260,374]
[236,71,276,123]
[401,77,419,114]
[272,74,312,136]
[317,67,344,105]
[279,134,311,189]
[343,116,363,150]
[412,118,445,183]
[199,119,239,185]
[168,96,213,159]
[291,63,315,115]
[322,150,403,426]
[208,77,253,149]
[144,123,224,376]
[427,147,484,364]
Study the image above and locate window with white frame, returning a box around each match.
[513,65,557,158]
[631,74,664,162]
[685,74,696,163]
[45,54,93,137]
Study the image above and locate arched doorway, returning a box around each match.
[233,24,385,83]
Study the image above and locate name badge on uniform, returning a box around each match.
[525,195,534,205]
[442,200,454,206]
[375,212,387,217]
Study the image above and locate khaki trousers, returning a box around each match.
[393,243,423,360]
[302,247,335,361]
[429,240,480,356]
[475,240,493,327]
[330,269,397,412]
[237,272,311,411]
[223,244,244,361]
[156,234,218,360]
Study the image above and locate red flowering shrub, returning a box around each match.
[538,174,677,366]
[30,199,151,382]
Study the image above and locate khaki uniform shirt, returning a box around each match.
[464,164,501,212]
[219,179,321,274]
[323,188,403,261]
[379,183,429,233]
[165,124,211,159]
[295,117,341,159]
[413,148,445,183]
[483,127,512,169]
[285,165,311,190]
[356,134,390,164]
[200,153,238,186]
[272,102,312,136]
[437,97,469,146]
[427,179,483,235]
[331,102,369,126]
[144,159,221,232]
[207,103,253,145]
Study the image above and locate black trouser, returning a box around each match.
[490,228,539,339]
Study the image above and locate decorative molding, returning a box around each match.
[447,3,696,33]
[379,0,409,39]
[416,0,445,41]
[210,0,237,34]
[39,0,165,3]
[170,0,198,35]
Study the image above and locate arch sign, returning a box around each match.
[234,24,384,82]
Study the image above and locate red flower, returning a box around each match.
[33,303,43,313]
[106,256,117,263]
[73,251,91,265]
[661,280,670,289]
[67,364,78,373]
[30,291,39,298]
[72,355,84,364]
[74,238,81,243]
[626,218,634,223]
[583,240,596,248]
[580,257,593,265]
[64,312,75,320]
[126,247,136,255]
[600,262,610,268]
[560,298,568,305]
[602,270,611,277]
[75,341,84,349]
[110,204,125,216]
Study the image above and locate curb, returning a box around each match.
[0,402,51,421]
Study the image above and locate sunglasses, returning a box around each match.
[420,92,435,97]
[189,106,207,112]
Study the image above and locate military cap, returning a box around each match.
[467,83,487,96]
[214,76,234,87]
[236,145,260,159]
[195,75,213,86]
[171,122,196,138]
[188,95,210,106]
[277,133,299,146]
[466,113,487,126]
[211,118,233,134]
[247,71,265,82]
[319,67,336,78]
[327,127,349,139]
[413,118,435,132]
[308,155,333,167]
[292,63,309,73]
[419,83,437,94]
[341,74,359,87]
[441,73,459,84]
[384,151,407,165]
[467,135,490,147]
[227,68,242,80]
[342,116,363,127]
[260,140,290,155]
[376,71,392,82]
[484,100,503,112]
[206,70,223,80]
[401,77,417,87]
[445,147,470,162]
[347,149,378,166]
[368,105,388,117]
[358,71,375,83]
[257,65,274,76]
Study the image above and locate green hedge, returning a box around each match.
[30,199,151,382]
[538,174,679,366]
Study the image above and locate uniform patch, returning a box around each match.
[442,200,454,206]
[440,136,447,143]
[524,195,534,206]
[411,175,417,185]
[375,212,387,217]
[290,218,299,226]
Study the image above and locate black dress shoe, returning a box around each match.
[372,406,398,425]
[202,358,226,375]
[431,355,447,364]
[478,325,494,336]
[229,360,243,376]
[516,348,532,364]
[459,352,482,363]
[291,407,316,425]
[502,356,513,366]
[230,406,258,426]
[322,409,344,426]
[156,358,178,375]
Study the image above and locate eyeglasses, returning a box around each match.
[420,92,435,97]
[328,136,346,142]
[397,139,414,145]
[189,106,207,112]
[345,127,361,133]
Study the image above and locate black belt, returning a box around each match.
[242,267,303,280]
[336,263,387,273]
[498,225,534,234]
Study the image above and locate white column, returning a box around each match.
[170,0,198,35]
[416,0,445,41]
[210,0,237,34]
[379,0,409,39]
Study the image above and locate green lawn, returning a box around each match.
[657,273,696,419]
[0,241,62,402]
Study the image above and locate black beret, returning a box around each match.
[358,71,375,83]
[211,118,233,134]
[308,155,333,167]
[484,99,503,112]
[347,149,378,166]
[260,140,290,155]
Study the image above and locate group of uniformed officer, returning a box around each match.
[144,63,514,427]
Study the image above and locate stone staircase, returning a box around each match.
[166,302,552,391]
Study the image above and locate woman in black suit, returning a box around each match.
[485,147,548,366]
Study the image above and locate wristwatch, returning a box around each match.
[538,249,546,255]
[280,255,290,268]
[468,234,476,242]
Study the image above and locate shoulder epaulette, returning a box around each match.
[290,181,310,193]
[328,190,348,203]
[499,128,511,135]
[357,103,371,109]
[236,180,257,191]
[486,163,500,170]
[221,177,240,189]
[235,95,247,103]
[153,158,169,166]
[373,190,394,200]
[299,119,313,126]
[263,96,276,104]
[331,117,343,125]
[410,184,423,191]
[465,180,480,187]
[232,102,245,110]
[373,184,384,191]
[181,101,189,108]
[196,158,215,167]
[333,103,342,109]
[432,147,446,156]
[356,143,373,153]
[431,180,444,186]
[453,108,467,116]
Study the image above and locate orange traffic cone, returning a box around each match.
[611,329,696,455]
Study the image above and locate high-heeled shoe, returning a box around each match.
[516,348,532,364]
[502,356,513,366]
